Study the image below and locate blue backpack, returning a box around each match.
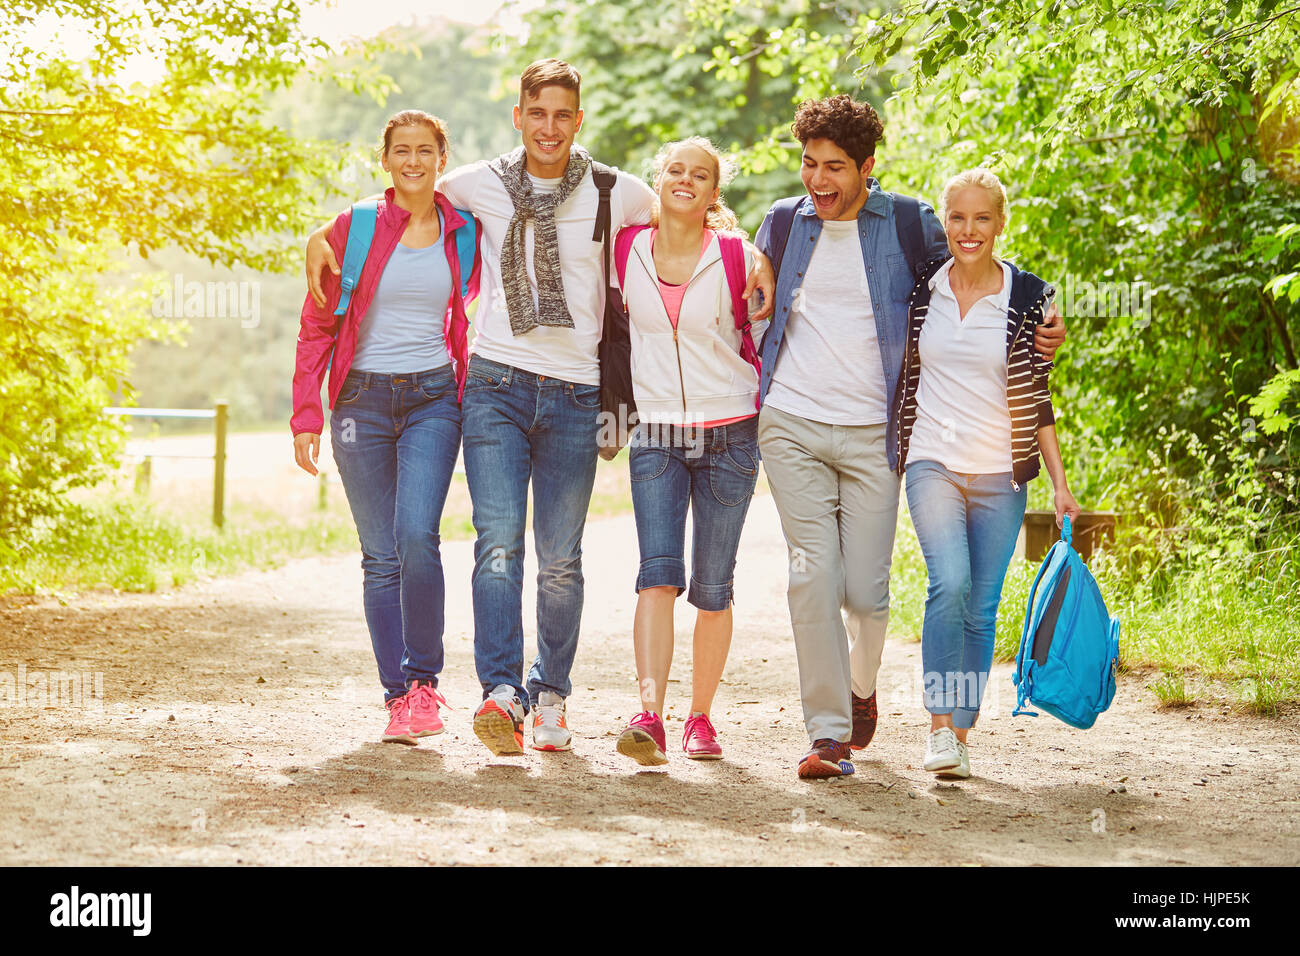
[1012,515,1122,729]
[333,199,477,317]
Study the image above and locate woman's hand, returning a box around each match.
[294,432,321,476]
[306,226,341,309]
[1054,484,1081,528]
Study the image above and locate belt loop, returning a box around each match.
[362,371,372,390]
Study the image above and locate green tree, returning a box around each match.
[500,0,890,228]
[123,20,517,429]
[0,0,336,542]
[835,0,1300,529]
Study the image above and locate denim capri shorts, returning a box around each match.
[628,416,759,611]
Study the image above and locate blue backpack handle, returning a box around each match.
[1061,513,1073,547]
[452,207,476,300]
[334,201,379,317]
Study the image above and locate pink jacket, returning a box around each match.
[291,188,481,436]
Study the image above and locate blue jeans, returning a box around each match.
[330,365,462,703]
[461,356,600,711]
[904,459,1026,728]
[629,417,759,610]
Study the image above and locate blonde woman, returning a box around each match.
[895,167,1080,779]
[613,138,765,765]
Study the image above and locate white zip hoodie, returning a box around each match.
[619,229,766,425]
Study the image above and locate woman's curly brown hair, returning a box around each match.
[791,95,884,168]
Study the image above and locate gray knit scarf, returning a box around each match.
[487,145,592,336]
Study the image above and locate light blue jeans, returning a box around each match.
[904,459,1026,728]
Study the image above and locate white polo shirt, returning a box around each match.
[439,154,655,385]
[907,258,1015,474]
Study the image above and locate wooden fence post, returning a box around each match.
[135,456,152,495]
[213,401,228,528]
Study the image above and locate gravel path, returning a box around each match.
[1,493,1296,866]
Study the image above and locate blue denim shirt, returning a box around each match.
[755,179,948,470]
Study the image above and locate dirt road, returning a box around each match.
[1,494,1296,866]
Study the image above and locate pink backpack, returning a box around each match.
[614,226,762,396]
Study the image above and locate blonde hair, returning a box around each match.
[650,137,743,234]
[941,167,1008,224]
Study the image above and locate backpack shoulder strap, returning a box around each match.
[718,234,750,330]
[767,196,802,281]
[590,162,617,287]
[451,205,477,300]
[590,162,616,242]
[1013,550,1057,718]
[890,192,925,281]
[334,200,378,317]
[718,234,762,378]
[614,224,649,290]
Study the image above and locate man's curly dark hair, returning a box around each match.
[791,95,885,168]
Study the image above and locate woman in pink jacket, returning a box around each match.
[613,138,767,765]
[291,110,480,745]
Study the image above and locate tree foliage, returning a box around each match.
[499,0,889,228]
[506,0,1300,537]
[125,21,517,431]
[0,0,335,541]
[839,0,1300,531]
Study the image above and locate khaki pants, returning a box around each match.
[758,404,900,744]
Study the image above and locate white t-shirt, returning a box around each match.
[908,259,1014,474]
[439,154,655,385]
[763,218,888,425]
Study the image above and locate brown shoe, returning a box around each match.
[797,738,855,779]
[850,691,878,750]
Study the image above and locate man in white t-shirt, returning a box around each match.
[755,95,1065,780]
[306,59,774,758]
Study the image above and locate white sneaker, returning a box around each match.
[531,690,572,752]
[936,741,970,779]
[923,727,961,772]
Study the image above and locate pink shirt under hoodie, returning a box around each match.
[617,226,765,427]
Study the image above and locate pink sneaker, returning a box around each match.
[382,694,416,745]
[683,713,722,760]
[407,682,446,738]
[616,711,668,766]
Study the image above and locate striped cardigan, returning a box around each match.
[894,256,1057,488]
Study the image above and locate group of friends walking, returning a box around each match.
[291,58,1077,781]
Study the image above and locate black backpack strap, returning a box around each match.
[590,162,617,288]
[890,192,925,280]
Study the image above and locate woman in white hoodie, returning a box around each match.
[613,138,767,766]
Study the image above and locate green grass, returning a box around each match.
[887,509,1300,713]
[1150,669,1194,708]
[2,498,361,594]
[3,453,639,597]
